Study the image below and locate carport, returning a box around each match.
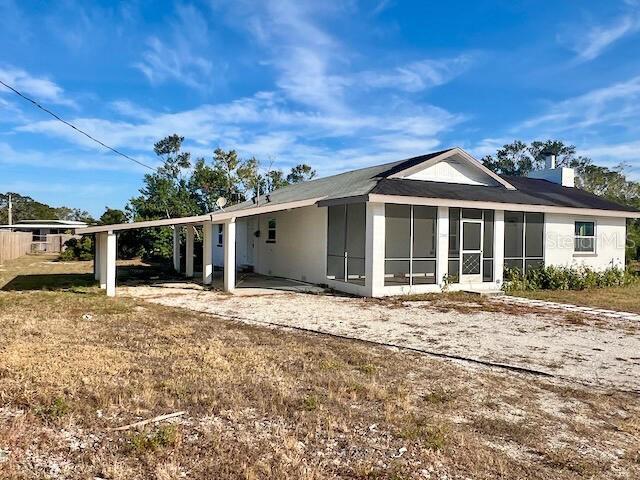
[75,198,320,297]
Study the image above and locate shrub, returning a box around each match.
[503,265,637,292]
[59,236,93,261]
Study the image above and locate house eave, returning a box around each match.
[367,193,640,218]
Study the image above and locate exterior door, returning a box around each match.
[461,219,483,283]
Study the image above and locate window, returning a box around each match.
[217,224,223,247]
[384,204,437,286]
[267,218,276,243]
[326,203,366,285]
[575,221,595,253]
[504,212,544,274]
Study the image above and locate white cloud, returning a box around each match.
[358,55,475,92]
[519,75,640,132]
[14,89,463,177]
[134,4,214,90]
[559,13,640,62]
[0,65,74,106]
[0,141,156,173]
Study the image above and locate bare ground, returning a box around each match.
[1,256,639,479]
[123,282,640,392]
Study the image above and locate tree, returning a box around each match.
[286,164,317,184]
[482,140,591,177]
[266,170,288,192]
[482,139,640,262]
[121,134,319,259]
[0,193,94,224]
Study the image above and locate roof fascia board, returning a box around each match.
[367,193,640,219]
[316,195,370,207]
[388,148,517,191]
[75,198,324,234]
[76,214,211,234]
[211,197,323,222]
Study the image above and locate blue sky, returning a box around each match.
[1,0,640,217]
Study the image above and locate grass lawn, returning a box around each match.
[1,255,639,479]
[511,283,640,314]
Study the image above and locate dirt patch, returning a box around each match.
[122,283,640,392]
[2,257,640,479]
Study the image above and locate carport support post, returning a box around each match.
[94,233,101,281]
[223,219,236,292]
[365,202,385,297]
[185,225,194,278]
[105,232,117,297]
[98,232,108,289]
[202,221,213,285]
[172,226,181,273]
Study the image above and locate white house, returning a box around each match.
[78,148,640,297]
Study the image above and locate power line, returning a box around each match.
[0,79,175,219]
[0,79,156,171]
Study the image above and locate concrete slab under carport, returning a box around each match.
[118,270,327,296]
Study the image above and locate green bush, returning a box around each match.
[59,236,93,261]
[503,265,637,292]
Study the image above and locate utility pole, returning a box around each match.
[7,194,12,228]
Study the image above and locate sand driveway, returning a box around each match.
[122,283,640,392]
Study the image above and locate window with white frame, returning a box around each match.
[574,221,595,253]
[267,218,277,243]
[217,224,223,247]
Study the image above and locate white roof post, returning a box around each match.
[172,226,181,273]
[105,232,117,297]
[99,232,108,289]
[202,221,213,285]
[365,202,385,297]
[94,233,101,281]
[185,225,195,278]
[223,219,236,292]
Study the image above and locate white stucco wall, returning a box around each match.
[249,205,328,285]
[544,213,626,270]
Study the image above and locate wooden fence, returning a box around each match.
[43,234,78,253]
[0,231,32,263]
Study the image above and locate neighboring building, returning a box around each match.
[80,148,640,297]
[0,219,88,241]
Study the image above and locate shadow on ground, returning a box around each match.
[1,263,182,292]
[1,273,96,291]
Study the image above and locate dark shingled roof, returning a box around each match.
[225,148,638,215]
[370,177,639,212]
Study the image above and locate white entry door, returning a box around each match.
[460,219,483,283]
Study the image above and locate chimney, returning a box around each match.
[528,150,574,187]
[544,152,556,170]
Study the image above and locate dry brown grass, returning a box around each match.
[512,283,640,314]
[1,256,639,479]
[377,291,603,328]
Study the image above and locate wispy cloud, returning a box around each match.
[14,90,464,176]
[559,13,640,62]
[134,4,214,90]
[357,55,475,92]
[0,65,75,106]
[0,141,156,172]
[519,75,640,132]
